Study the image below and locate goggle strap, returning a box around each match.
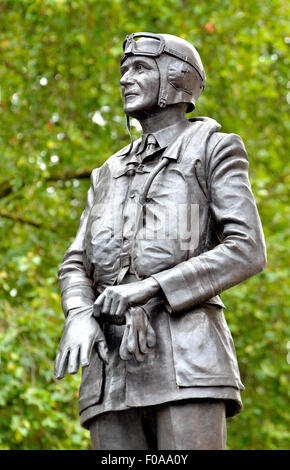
[121,48,204,84]
[163,46,204,82]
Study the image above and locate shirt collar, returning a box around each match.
[136,119,190,155]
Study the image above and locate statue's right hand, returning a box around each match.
[54,306,109,380]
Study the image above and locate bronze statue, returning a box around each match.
[54,33,266,450]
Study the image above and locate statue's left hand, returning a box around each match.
[119,306,156,362]
[93,277,160,319]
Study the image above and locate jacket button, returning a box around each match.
[126,169,135,176]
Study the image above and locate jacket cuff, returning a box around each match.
[62,295,95,317]
[151,265,194,313]
[151,258,217,313]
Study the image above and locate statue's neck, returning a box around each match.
[131,103,188,134]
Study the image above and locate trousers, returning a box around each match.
[89,399,227,450]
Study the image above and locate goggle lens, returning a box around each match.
[123,33,164,58]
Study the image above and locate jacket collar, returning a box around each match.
[114,118,191,161]
[111,117,221,178]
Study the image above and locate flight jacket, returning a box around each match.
[58,117,267,414]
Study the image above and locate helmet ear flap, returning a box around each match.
[167,62,193,94]
[154,53,203,112]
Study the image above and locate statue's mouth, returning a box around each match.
[124,92,138,98]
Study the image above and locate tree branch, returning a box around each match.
[46,168,93,181]
[0,180,13,199]
[0,210,41,228]
[0,168,93,200]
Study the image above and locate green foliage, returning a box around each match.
[0,0,289,449]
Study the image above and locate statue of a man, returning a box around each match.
[54,33,266,450]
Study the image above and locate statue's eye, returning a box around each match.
[136,63,144,72]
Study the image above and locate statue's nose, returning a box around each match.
[120,70,134,87]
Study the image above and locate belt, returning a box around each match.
[94,252,132,295]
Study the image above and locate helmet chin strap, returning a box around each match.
[125,114,134,156]
[155,55,168,108]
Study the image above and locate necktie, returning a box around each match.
[145,134,157,157]
[126,134,158,176]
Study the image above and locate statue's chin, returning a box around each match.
[123,103,161,120]
[123,103,144,117]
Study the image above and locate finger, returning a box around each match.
[54,349,69,379]
[119,325,128,360]
[96,340,109,364]
[54,351,62,376]
[127,324,137,354]
[80,340,94,367]
[138,328,150,354]
[68,347,80,375]
[134,346,145,363]
[114,298,127,318]
[101,293,113,315]
[146,322,157,348]
[119,325,133,361]
[125,310,133,326]
[110,296,120,317]
[94,293,105,317]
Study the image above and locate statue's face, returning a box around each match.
[120,55,160,116]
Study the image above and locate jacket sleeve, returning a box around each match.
[151,133,267,313]
[58,168,99,317]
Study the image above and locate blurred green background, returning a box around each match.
[0,0,289,450]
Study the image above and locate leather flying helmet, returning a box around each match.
[121,32,206,112]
